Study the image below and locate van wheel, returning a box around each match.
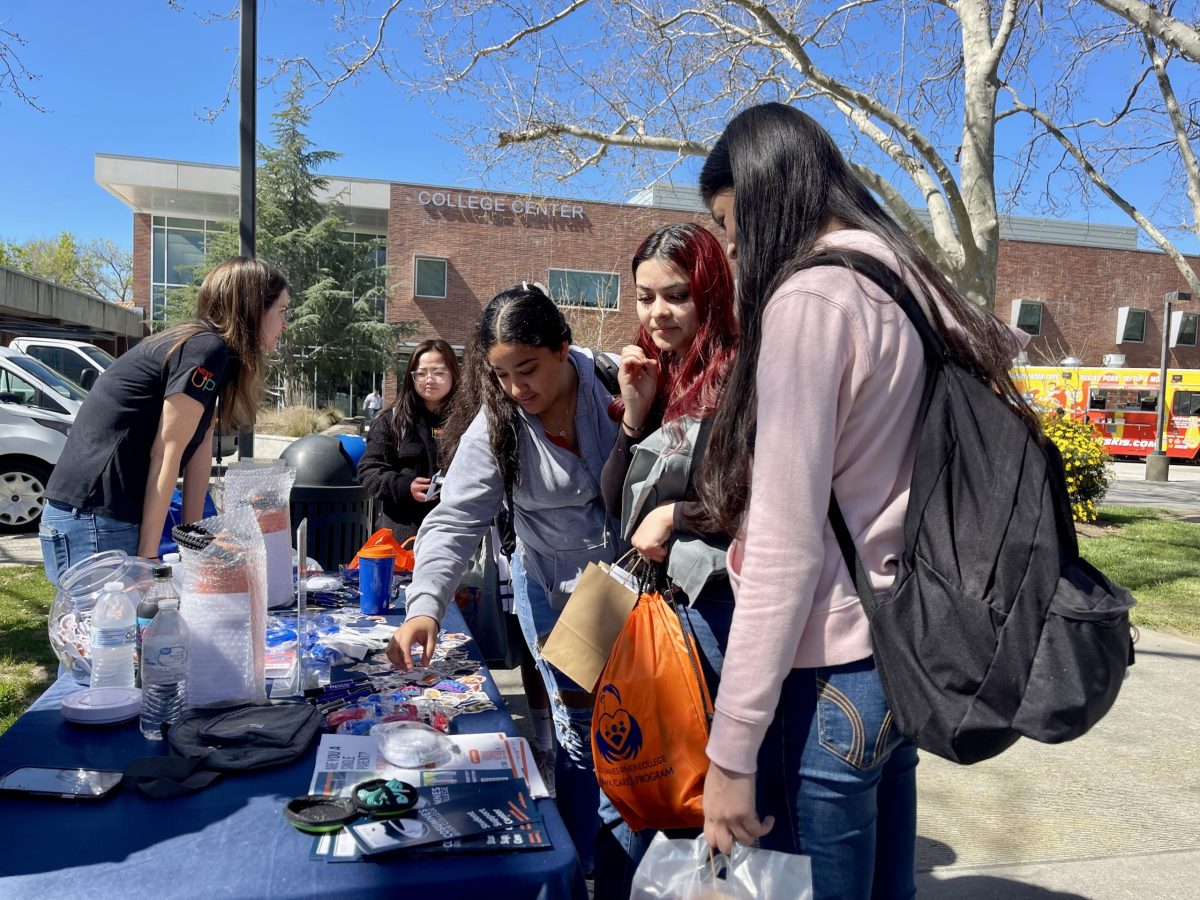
[0,462,51,532]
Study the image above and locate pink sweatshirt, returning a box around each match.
[707,230,931,775]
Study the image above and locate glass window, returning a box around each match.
[9,355,87,402]
[152,226,166,284]
[0,367,38,407]
[165,217,207,230]
[80,346,116,368]
[152,285,167,322]
[1172,391,1200,416]
[24,345,85,385]
[1120,309,1147,343]
[415,257,448,298]
[548,269,619,310]
[1177,313,1199,347]
[1016,302,1043,337]
[166,230,206,285]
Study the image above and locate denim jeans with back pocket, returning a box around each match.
[754,656,919,900]
[39,500,141,588]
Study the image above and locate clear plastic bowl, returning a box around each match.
[47,550,156,684]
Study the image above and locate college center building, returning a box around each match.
[96,153,1200,402]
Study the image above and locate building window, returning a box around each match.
[548,269,619,310]
[1116,307,1147,344]
[150,216,225,322]
[414,256,448,299]
[343,231,388,319]
[1010,300,1043,337]
[1172,311,1198,347]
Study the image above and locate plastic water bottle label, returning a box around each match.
[93,626,135,648]
[144,644,187,675]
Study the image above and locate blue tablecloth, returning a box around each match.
[0,604,584,900]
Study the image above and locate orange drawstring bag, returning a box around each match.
[591,591,714,832]
[348,530,415,572]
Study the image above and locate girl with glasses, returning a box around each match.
[357,339,460,542]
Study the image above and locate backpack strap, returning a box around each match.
[796,251,943,622]
[592,349,621,394]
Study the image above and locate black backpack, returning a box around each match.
[806,251,1136,765]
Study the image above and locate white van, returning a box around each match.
[9,337,116,391]
[0,348,85,531]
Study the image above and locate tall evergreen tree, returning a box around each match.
[169,74,412,409]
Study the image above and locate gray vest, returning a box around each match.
[619,415,726,602]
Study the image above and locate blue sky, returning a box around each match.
[0,3,1191,254]
[0,3,476,248]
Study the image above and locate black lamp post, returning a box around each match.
[237,0,257,460]
[1145,290,1192,482]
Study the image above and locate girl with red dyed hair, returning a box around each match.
[597,221,738,891]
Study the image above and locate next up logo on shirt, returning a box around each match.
[191,367,218,392]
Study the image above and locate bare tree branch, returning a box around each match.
[1144,34,1200,238]
[0,26,44,111]
[1092,0,1200,62]
[1009,90,1200,294]
[448,0,592,85]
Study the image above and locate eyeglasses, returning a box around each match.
[411,369,450,383]
[276,306,289,323]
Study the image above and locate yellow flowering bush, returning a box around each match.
[1042,414,1113,523]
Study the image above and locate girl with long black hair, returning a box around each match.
[696,103,1033,898]
[384,284,626,894]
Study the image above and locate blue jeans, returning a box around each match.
[513,550,645,900]
[755,657,919,900]
[40,500,140,588]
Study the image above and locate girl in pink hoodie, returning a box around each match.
[696,103,1034,899]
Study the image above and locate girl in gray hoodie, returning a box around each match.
[386,283,623,891]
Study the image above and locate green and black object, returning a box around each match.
[284,795,360,834]
[352,778,419,819]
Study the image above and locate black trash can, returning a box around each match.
[280,435,372,572]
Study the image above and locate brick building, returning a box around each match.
[96,153,1200,403]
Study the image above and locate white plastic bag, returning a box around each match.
[631,833,812,900]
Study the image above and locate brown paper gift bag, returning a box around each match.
[541,554,641,691]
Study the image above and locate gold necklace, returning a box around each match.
[540,398,575,438]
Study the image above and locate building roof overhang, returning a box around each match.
[95,153,391,232]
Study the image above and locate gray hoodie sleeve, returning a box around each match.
[402,410,504,623]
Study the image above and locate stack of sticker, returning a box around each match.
[327,631,496,734]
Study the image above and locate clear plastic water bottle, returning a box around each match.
[136,565,178,680]
[90,581,137,689]
[140,597,188,740]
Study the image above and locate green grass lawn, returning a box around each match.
[1081,506,1200,639]
[0,566,56,736]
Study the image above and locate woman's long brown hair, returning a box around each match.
[143,256,287,431]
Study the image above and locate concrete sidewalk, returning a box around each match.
[915,627,1200,898]
[1104,460,1200,519]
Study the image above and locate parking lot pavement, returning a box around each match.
[0,532,42,567]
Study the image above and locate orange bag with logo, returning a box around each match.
[348,531,415,572]
[591,590,714,832]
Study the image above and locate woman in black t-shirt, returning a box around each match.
[40,256,288,585]
[357,338,460,542]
